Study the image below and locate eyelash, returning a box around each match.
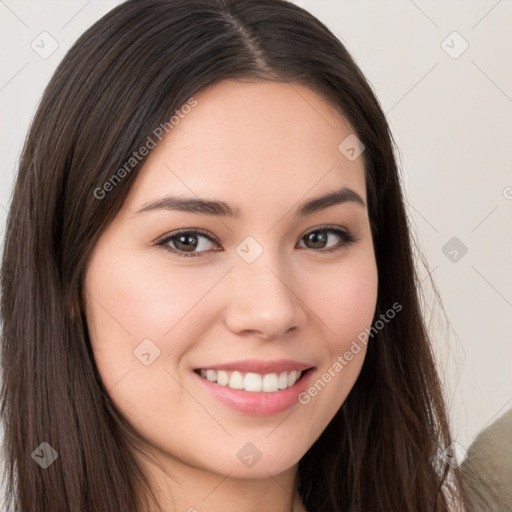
[155,226,357,258]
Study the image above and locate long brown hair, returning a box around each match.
[0,0,473,510]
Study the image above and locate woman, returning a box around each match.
[0,0,474,510]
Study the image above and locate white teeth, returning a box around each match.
[244,373,262,392]
[262,373,278,392]
[278,371,289,389]
[288,370,299,387]
[229,371,244,390]
[197,368,304,392]
[216,370,229,386]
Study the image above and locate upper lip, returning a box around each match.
[194,359,314,374]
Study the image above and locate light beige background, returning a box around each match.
[0,0,511,475]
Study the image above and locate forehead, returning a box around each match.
[123,80,366,216]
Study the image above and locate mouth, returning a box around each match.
[193,367,312,393]
[193,366,315,415]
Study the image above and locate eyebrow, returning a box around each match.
[133,186,366,219]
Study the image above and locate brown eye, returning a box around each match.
[157,229,219,257]
[298,227,355,252]
[172,233,201,252]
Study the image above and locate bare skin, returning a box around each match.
[84,80,378,512]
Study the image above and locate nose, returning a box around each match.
[223,247,307,340]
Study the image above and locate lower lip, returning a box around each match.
[193,368,315,416]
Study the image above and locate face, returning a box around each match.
[84,80,378,483]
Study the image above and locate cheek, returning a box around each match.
[85,246,215,343]
[294,251,378,427]
[83,242,233,404]
[304,252,378,351]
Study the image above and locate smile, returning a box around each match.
[195,368,303,392]
[193,366,315,416]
